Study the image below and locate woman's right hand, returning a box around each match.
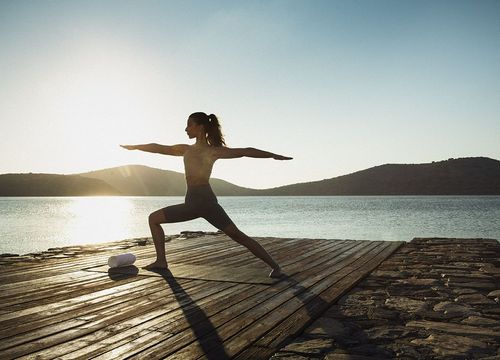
[273,154,293,160]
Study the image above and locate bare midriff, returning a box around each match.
[183,145,216,187]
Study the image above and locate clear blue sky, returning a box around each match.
[1,0,499,188]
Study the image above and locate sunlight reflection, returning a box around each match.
[64,197,134,246]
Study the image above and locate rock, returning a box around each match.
[279,337,334,356]
[347,343,394,358]
[367,306,400,321]
[370,270,407,279]
[364,326,412,341]
[384,296,427,313]
[487,289,500,298]
[406,320,500,338]
[415,309,456,320]
[394,278,439,286]
[269,353,314,360]
[461,315,499,327]
[446,280,497,289]
[455,293,496,305]
[452,288,479,295]
[479,263,500,275]
[410,333,490,358]
[337,306,368,318]
[483,307,500,317]
[339,294,375,307]
[324,353,377,360]
[432,301,478,317]
[444,274,495,282]
[386,343,424,359]
[304,318,351,338]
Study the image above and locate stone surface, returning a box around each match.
[364,326,413,341]
[461,315,499,327]
[304,318,351,338]
[324,353,377,360]
[394,278,439,286]
[432,301,478,317]
[455,293,496,305]
[384,296,428,313]
[270,353,315,360]
[367,306,400,320]
[410,333,490,358]
[271,237,500,360]
[280,337,334,356]
[487,289,500,298]
[406,320,500,338]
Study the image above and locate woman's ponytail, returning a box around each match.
[189,112,226,147]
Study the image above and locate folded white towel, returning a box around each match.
[108,253,136,268]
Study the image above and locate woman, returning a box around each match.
[121,112,292,277]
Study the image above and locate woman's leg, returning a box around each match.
[145,209,169,269]
[222,223,282,278]
[145,204,198,270]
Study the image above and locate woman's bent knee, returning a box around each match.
[149,210,166,225]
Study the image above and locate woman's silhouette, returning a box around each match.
[121,112,292,277]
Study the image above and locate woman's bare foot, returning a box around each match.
[269,267,283,278]
[143,260,168,271]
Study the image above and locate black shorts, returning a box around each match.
[161,184,233,231]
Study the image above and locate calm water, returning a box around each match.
[1,196,499,255]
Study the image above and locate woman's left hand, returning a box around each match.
[120,145,136,150]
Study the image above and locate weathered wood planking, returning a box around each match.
[0,235,403,359]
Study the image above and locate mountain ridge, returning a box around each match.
[0,157,499,196]
[256,157,500,195]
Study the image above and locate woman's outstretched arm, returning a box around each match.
[120,143,188,156]
[214,147,292,160]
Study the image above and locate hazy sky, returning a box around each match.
[1,0,499,189]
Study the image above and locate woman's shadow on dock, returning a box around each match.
[158,269,229,360]
[105,266,228,358]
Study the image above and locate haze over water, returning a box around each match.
[1,196,499,255]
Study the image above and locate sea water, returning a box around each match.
[1,196,499,255]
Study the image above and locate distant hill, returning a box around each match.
[0,173,121,196]
[79,165,257,196]
[256,157,500,195]
[1,157,499,196]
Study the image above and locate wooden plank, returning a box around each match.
[0,277,198,343]
[162,242,384,360]
[234,241,403,359]
[0,237,401,360]
[58,284,263,360]
[0,270,104,301]
[120,241,379,359]
[14,282,239,360]
[2,280,235,359]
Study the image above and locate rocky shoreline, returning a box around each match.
[0,231,215,265]
[271,238,500,360]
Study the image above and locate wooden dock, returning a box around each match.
[0,234,402,359]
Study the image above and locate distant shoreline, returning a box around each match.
[1,157,499,196]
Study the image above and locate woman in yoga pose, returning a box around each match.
[121,112,292,277]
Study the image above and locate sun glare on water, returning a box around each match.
[64,197,135,246]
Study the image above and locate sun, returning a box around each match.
[38,38,171,172]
